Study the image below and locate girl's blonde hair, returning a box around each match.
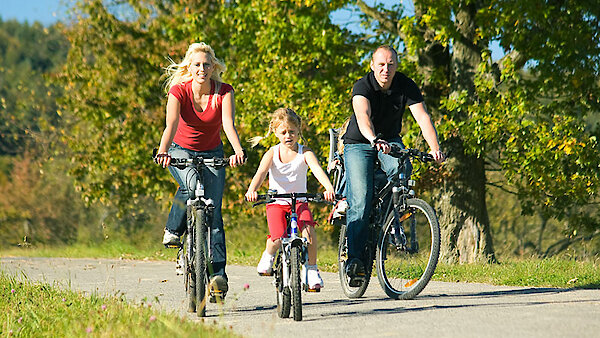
[248,108,303,147]
[163,42,226,108]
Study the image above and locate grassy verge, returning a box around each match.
[0,273,236,337]
[2,229,598,290]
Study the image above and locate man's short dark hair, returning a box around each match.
[372,45,398,61]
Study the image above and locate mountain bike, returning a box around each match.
[327,129,441,300]
[250,191,329,321]
[153,150,229,317]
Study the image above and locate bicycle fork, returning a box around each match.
[281,212,307,289]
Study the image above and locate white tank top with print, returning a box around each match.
[268,144,308,205]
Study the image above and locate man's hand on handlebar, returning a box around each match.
[429,150,446,163]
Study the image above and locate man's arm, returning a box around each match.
[408,102,445,162]
[352,95,390,153]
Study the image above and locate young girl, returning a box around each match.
[245,108,335,290]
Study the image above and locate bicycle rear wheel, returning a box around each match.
[195,208,208,317]
[338,223,372,298]
[290,245,303,321]
[275,251,291,318]
[376,198,440,299]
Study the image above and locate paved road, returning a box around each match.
[1,257,599,337]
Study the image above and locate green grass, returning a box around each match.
[0,273,237,337]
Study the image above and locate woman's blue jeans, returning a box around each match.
[343,138,412,262]
[166,143,227,278]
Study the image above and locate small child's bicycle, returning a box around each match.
[250,191,330,322]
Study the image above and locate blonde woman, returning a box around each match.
[156,42,245,299]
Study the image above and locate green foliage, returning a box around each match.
[360,0,600,246]
[0,18,68,155]
[58,0,367,213]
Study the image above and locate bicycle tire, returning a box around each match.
[290,245,303,321]
[185,232,196,313]
[376,198,440,300]
[338,223,372,298]
[195,208,208,317]
[275,251,291,318]
[185,206,196,313]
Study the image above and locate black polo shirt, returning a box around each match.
[342,71,424,144]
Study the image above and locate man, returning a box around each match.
[342,45,445,284]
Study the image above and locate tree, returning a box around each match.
[58,0,366,214]
[356,0,600,262]
[0,19,68,156]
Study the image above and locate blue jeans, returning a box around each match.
[343,138,412,262]
[166,143,227,278]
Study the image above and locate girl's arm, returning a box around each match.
[221,91,246,167]
[304,149,335,202]
[156,94,181,168]
[245,148,274,202]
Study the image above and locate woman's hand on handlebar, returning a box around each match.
[245,190,258,202]
[155,152,171,168]
[229,149,246,167]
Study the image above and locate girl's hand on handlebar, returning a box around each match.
[245,190,258,202]
[429,150,446,163]
[155,152,171,168]
[323,190,335,202]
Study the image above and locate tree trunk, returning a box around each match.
[436,138,496,263]
[417,1,496,263]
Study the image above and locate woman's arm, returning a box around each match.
[304,149,335,201]
[221,91,246,167]
[156,93,181,167]
[245,148,274,202]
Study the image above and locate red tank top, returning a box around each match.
[169,80,234,151]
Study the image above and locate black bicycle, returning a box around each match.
[154,150,229,317]
[250,191,329,321]
[328,129,441,300]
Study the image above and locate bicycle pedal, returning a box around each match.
[164,244,181,249]
[209,291,226,303]
[258,271,274,276]
[302,283,322,292]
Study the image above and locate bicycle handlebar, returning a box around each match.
[152,148,230,169]
[388,144,435,163]
[249,192,341,207]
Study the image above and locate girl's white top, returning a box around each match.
[268,144,308,205]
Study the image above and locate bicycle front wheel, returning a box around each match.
[195,208,208,317]
[275,251,291,318]
[376,198,440,300]
[290,245,303,321]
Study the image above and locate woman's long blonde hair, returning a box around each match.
[248,108,304,147]
[163,42,226,108]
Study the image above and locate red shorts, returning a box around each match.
[265,202,316,239]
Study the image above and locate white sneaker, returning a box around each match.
[302,264,324,290]
[162,230,180,246]
[256,251,275,276]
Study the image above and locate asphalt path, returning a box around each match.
[1,257,599,337]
